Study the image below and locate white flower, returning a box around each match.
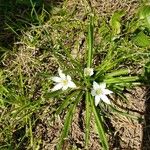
[91,81,113,106]
[51,68,77,91]
[84,68,94,76]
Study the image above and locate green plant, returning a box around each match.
[46,14,141,150]
[1,1,150,149]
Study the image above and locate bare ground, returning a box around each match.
[32,86,148,150]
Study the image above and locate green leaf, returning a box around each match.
[85,92,92,149]
[91,96,109,150]
[58,105,74,149]
[0,85,8,93]
[44,90,62,98]
[63,48,83,69]
[87,15,94,68]
[127,19,140,33]
[55,91,80,116]
[105,69,130,78]
[110,105,139,120]
[57,92,83,149]
[104,76,139,84]
[132,31,150,47]
[99,20,111,41]
[0,98,4,106]
[139,5,150,28]
[110,10,125,35]
[53,52,83,78]
[95,56,126,79]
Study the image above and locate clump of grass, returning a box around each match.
[0,0,150,149]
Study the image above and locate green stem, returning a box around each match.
[85,91,92,149]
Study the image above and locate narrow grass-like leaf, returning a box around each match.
[104,76,139,84]
[95,44,136,78]
[110,105,139,120]
[44,90,62,98]
[105,69,130,78]
[55,91,80,116]
[0,98,4,105]
[9,99,42,122]
[85,91,91,149]
[30,0,40,24]
[63,48,83,68]
[29,117,33,147]
[5,23,19,36]
[54,52,83,76]
[19,66,24,95]
[91,95,109,150]
[87,15,94,68]
[15,134,27,149]
[57,92,83,149]
[0,85,8,93]
[95,56,123,77]
[57,104,74,149]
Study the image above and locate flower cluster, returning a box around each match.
[51,68,113,106]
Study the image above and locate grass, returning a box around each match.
[0,0,150,149]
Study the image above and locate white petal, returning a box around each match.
[93,81,100,89]
[91,89,96,96]
[90,70,94,76]
[84,68,94,76]
[103,89,113,95]
[95,95,101,106]
[62,85,69,91]
[51,83,63,91]
[89,68,94,76]
[99,82,106,89]
[68,81,76,88]
[58,68,66,79]
[67,75,72,81]
[100,94,110,104]
[51,77,61,82]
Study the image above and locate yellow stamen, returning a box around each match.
[96,89,102,95]
[62,79,68,85]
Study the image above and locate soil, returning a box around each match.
[33,86,149,150]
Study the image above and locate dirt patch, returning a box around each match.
[92,0,139,18]
[65,0,139,19]
[110,87,145,149]
[32,87,147,149]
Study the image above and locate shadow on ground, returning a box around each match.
[0,0,62,54]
